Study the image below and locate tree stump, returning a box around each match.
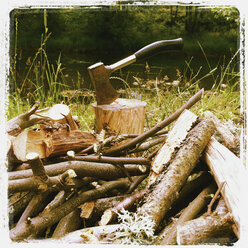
[92,98,147,134]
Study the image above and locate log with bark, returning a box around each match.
[135,117,215,232]
[176,198,235,245]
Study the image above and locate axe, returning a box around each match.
[88,38,183,105]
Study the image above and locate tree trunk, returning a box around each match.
[93,98,146,135]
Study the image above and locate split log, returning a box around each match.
[10,178,131,241]
[92,98,147,134]
[136,117,215,232]
[155,183,216,245]
[203,136,243,237]
[103,88,204,156]
[176,198,235,245]
[148,109,198,185]
[12,126,96,162]
[204,111,239,154]
[8,161,148,181]
[100,189,146,226]
[52,209,82,239]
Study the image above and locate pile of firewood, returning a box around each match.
[7,89,242,245]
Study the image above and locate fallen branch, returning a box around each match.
[8,192,34,225]
[8,175,95,193]
[103,89,204,156]
[136,117,215,232]
[100,189,146,226]
[72,155,151,166]
[10,178,131,241]
[8,161,148,181]
[52,209,82,239]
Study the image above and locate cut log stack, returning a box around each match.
[6,90,244,245]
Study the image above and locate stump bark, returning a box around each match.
[92,98,146,134]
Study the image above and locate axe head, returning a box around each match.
[88,62,119,105]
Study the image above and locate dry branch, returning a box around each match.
[16,192,50,226]
[10,178,131,241]
[8,192,34,224]
[52,209,82,239]
[100,189,146,226]
[79,195,127,221]
[72,155,151,165]
[136,117,215,232]
[8,175,94,194]
[8,160,148,181]
[103,88,204,156]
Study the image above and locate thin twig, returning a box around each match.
[207,181,226,215]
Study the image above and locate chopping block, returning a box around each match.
[92,98,147,135]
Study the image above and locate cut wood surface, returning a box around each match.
[204,111,239,153]
[148,109,198,185]
[93,98,147,134]
[203,136,243,237]
[136,117,215,232]
[13,126,96,161]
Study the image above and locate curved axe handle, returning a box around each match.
[134,38,183,61]
[109,38,183,72]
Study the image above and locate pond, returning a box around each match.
[59,50,238,90]
[15,48,239,94]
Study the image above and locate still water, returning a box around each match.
[16,49,238,92]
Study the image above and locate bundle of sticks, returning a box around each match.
[6,89,243,245]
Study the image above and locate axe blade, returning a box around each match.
[88,62,119,105]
